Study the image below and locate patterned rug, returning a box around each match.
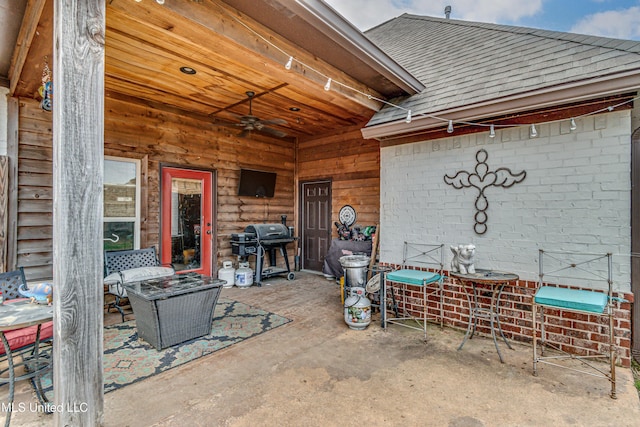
[41,298,290,398]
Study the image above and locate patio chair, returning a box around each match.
[0,267,54,359]
[104,247,175,322]
[381,242,445,340]
[532,250,618,398]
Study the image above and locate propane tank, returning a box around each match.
[218,261,235,288]
[344,294,372,330]
[235,262,254,288]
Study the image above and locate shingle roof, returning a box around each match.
[364,14,640,126]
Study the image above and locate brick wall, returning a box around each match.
[379,110,633,366]
[383,265,632,367]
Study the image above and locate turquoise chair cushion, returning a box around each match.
[534,286,608,313]
[386,269,441,286]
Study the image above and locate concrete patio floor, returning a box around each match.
[5,271,640,426]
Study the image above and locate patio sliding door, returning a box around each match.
[160,166,214,275]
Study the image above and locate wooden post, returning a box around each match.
[6,97,18,272]
[53,0,105,425]
[0,156,7,272]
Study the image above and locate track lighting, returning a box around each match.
[324,78,332,91]
[406,110,412,124]
[447,120,454,133]
[530,124,538,138]
[285,57,293,70]
[489,124,495,138]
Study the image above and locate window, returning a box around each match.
[104,157,140,251]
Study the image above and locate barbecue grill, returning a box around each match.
[230,223,296,285]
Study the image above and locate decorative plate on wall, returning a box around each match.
[339,205,356,226]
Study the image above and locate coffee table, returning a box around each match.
[124,273,224,350]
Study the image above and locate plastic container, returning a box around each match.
[218,261,236,288]
[235,262,254,288]
[344,294,372,330]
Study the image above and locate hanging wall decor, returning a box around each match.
[38,56,52,112]
[444,149,526,235]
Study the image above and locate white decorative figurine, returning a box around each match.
[450,244,476,274]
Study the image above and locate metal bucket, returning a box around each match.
[339,255,370,289]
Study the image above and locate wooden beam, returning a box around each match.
[8,0,47,96]
[6,97,19,272]
[52,0,105,424]
[0,156,7,272]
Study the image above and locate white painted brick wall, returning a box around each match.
[380,110,632,292]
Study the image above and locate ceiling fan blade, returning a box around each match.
[257,126,288,138]
[257,118,288,126]
[211,117,244,128]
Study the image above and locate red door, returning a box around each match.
[160,167,214,275]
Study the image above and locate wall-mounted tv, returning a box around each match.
[237,168,277,198]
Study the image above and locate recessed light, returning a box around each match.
[289,107,300,111]
[180,66,196,75]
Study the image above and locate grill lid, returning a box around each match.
[244,223,290,240]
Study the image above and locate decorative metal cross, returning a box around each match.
[444,149,526,234]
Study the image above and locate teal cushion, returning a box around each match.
[386,269,441,286]
[534,286,608,313]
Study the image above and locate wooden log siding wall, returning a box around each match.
[298,125,380,236]
[16,96,296,280]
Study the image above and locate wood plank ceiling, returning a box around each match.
[12,0,389,141]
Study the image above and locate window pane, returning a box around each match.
[171,178,202,271]
[104,222,134,251]
[104,159,137,218]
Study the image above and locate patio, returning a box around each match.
[4,271,640,426]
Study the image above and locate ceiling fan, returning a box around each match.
[215,91,288,138]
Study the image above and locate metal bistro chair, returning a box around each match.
[532,250,619,398]
[104,247,174,322]
[382,242,445,340]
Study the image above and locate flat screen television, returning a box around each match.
[237,168,277,198]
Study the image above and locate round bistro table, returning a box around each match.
[0,300,53,426]
[451,269,519,363]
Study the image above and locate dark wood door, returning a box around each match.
[301,180,331,271]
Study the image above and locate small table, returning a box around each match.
[0,301,53,427]
[124,273,224,350]
[452,269,519,363]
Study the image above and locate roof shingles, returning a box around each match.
[365,14,640,126]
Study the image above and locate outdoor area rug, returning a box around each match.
[40,298,291,399]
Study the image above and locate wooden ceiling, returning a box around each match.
[12,0,395,141]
